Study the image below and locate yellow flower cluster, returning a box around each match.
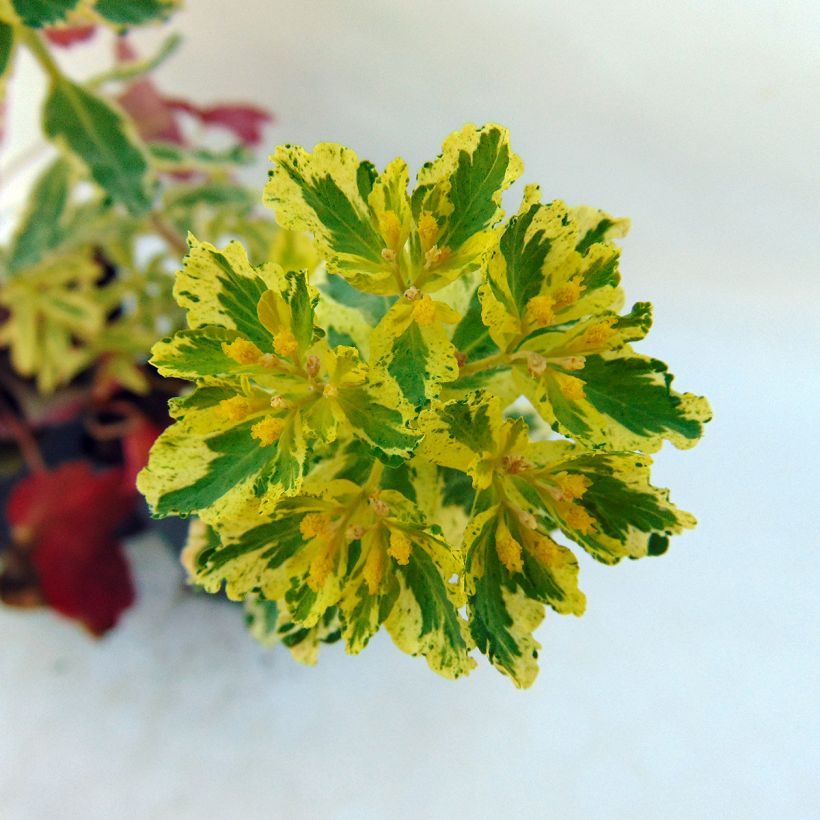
[222,337,262,364]
[496,533,524,574]
[250,416,286,446]
[387,529,412,565]
[525,294,555,327]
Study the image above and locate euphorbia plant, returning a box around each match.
[139,123,711,686]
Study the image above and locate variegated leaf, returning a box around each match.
[515,348,711,452]
[369,294,461,408]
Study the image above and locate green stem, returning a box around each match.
[458,351,509,378]
[18,27,62,82]
[364,459,385,492]
[87,33,182,90]
[150,213,189,256]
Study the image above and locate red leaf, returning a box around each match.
[5,462,136,635]
[166,98,273,146]
[44,26,96,48]
[34,532,134,636]
[118,80,186,145]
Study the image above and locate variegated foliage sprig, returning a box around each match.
[139,124,711,687]
[0,2,277,393]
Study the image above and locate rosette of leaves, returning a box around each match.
[139,123,711,687]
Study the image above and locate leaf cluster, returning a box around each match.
[140,124,711,686]
[0,3,275,394]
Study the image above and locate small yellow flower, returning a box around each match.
[580,319,615,350]
[417,211,439,250]
[412,296,438,327]
[273,329,298,358]
[387,530,412,565]
[555,372,585,400]
[362,546,385,595]
[214,395,254,422]
[250,416,286,447]
[552,281,582,309]
[423,244,449,270]
[300,512,332,539]
[560,502,595,534]
[222,338,262,365]
[379,210,402,250]
[525,294,555,327]
[307,544,334,591]
[496,533,524,574]
[554,471,591,501]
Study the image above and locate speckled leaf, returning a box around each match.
[265,142,392,292]
[519,443,697,564]
[517,349,711,452]
[245,594,341,665]
[137,386,306,521]
[410,123,522,291]
[174,236,284,348]
[463,508,545,688]
[369,296,461,408]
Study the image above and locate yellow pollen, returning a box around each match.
[250,416,286,447]
[379,210,402,249]
[214,395,254,422]
[556,373,586,400]
[387,530,412,565]
[580,320,615,350]
[322,383,338,397]
[300,512,332,539]
[496,534,524,574]
[530,535,560,566]
[273,329,298,358]
[418,211,439,250]
[412,296,438,327]
[362,546,385,595]
[553,281,582,309]
[561,502,595,534]
[222,338,262,365]
[525,294,555,327]
[307,544,334,591]
[554,471,591,501]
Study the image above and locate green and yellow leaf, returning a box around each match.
[410,123,522,292]
[245,594,341,665]
[369,293,461,408]
[515,348,711,452]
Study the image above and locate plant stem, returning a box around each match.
[18,27,62,82]
[150,213,189,256]
[365,459,384,492]
[458,351,509,378]
[0,410,46,474]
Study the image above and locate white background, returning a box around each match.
[1,1,819,818]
